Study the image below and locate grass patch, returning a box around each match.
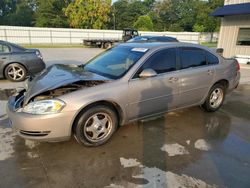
[21,44,87,48]
[201,42,217,48]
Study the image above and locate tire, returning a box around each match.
[202,84,225,112]
[73,105,118,146]
[103,42,112,49]
[4,63,27,82]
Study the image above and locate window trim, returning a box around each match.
[0,43,11,54]
[130,47,178,80]
[236,27,250,47]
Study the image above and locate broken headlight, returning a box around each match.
[23,99,66,115]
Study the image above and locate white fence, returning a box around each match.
[0,26,217,45]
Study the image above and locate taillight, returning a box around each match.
[235,59,240,71]
[35,50,43,60]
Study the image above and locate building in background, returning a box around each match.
[211,0,250,63]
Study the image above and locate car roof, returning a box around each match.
[0,40,26,51]
[134,36,176,39]
[118,42,211,51]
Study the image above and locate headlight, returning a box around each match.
[23,99,66,115]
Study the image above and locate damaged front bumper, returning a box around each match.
[7,91,75,142]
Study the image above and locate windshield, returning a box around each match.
[84,46,147,79]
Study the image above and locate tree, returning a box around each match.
[35,0,70,28]
[7,0,34,26]
[0,0,223,33]
[134,15,153,31]
[193,23,206,32]
[111,0,148,30]
[148,11,164,31]
[193,0,224,41]
[0,0,16,25]
[153,0,172,31]
[0,0,34,26]
[194,0,223,32]
[65,0,111,29]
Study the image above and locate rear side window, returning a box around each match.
[0,44,10,53]
[180,47,206,69]
[140,48,176,74]
[207,52,219,65]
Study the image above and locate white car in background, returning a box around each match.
[235,55,250,65]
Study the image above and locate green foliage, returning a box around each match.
[8,1,34,26]
[148,11,164,31]
[194,0,223,33]
[64,0,111,29]
[0,0,34,26]
[0,0,224,33]
[110,0,223,32]
[193,23,206,32]
[112,0,148,30]
[35,0,70,28]
[134,15,153,31]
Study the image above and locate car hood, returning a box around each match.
[23,64,111,104]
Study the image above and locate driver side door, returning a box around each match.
[127,48,180,120]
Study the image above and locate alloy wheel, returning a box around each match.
[83,112,113,142]
[7,65,25,81]
[209,88,224,108]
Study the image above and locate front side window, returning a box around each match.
[84,46,146,79]
[180,47,206,69]
[0,44,10,53]
[134,48,176,78]
[237,28,250,46]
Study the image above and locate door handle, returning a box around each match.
[169,77,179,83]
[207,70,214,75]
[1,57,7,59]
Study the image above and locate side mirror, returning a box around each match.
[139,68,157,79]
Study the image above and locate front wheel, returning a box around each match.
[73,105,118,146]
[202,84,225,112]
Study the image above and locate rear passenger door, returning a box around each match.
[177,47,215,107]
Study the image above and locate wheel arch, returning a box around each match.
[213,79,229,91]
[71,100,125,134]
[201,79,229,105]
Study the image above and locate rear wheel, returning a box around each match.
[202,84,225,112]
[73,105,118,146]
[4,63,27,82]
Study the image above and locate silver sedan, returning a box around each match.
[7,42,240,146]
